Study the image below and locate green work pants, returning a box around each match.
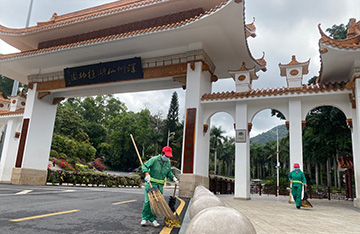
[142,182,163,222]
[292,185,302,207]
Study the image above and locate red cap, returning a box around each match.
[162,146,173,157]
[294,163,300,168]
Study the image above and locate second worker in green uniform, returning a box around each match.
[289,163,307,209]
[140,146,178,227]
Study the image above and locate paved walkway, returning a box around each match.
[220,194,360,234]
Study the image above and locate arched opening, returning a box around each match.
[208,112,235,177]
[250,109,288,194]
[303,105,353,199]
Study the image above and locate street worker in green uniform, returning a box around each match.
[140,146,179,227]
[289,163,307,209]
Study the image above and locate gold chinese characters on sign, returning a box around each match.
[64,57,143,87]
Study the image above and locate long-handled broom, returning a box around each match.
[130,134,180,226]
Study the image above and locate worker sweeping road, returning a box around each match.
[140,146,179,227]
[289,163,307,209]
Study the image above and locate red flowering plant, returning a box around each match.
[54,158,75,171]
[93,158,107,171]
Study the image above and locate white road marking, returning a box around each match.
[15,190,33,195]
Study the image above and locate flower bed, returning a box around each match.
[47,169,141,188]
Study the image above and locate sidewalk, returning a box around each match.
[220,194,360,234]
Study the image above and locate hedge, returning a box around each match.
[47,169,141,188]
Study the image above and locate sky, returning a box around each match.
[0,0,359,137]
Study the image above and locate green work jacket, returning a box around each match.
[141,155,175,184]
[289,170,307,187]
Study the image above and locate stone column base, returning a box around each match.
[11,168,47,185]
[354,198,360,209]
[179,173,209,197]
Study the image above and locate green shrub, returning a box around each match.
[50,149,58,158]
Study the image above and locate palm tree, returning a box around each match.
[210,126,225,175]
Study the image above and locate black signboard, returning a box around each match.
[64,57,143,87]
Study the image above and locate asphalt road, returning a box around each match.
[0,184,184,234]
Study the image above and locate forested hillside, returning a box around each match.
[250,125,287,145]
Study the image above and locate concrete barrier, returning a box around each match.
[186,206,256,234]
[189,194,225,219]
[186,185,256,233]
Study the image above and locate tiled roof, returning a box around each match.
[0,93,10,103]
[0,108,24,117]
[0,0,168,34]
[201,81,352,101]
[279,55,310,67]
[38,8,205,49]
[0,1,228,61]
[318,23,360,50]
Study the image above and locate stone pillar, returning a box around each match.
[0,117,22,182]
[180,61,211,197]
[288,99,303,170]
[234,103,250,199]
[352,79,360,208]
[11,84,58,185]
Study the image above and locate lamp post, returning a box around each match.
[167,130,175,146]
[11,0,34,96]
[276,126,280,196]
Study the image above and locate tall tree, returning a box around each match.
[210,126,225,175]
[166,92,179,133]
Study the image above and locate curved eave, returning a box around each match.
[0,0,225,51]
[0,0,264,84]
[318,42,360,83]
[318,24,360,50]
[318,25,360,84]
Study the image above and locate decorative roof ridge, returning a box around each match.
[0,1,229,61]
[255,52,266,67]
[201,81,352,101]
[0,108,25,117]
[241,3,266,72]
[0,0,168,35]
[279,55,310,67]
[245,17,256,33]
[0,92,10,103]
[318,23,360,49]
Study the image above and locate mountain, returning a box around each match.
[250,125,288,145]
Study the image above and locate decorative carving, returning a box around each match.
[203,124,209,133]
[53,97,65,105]
[21,101,26,106]
[189,62,195,71]
[347,119,353,129]
[12,100,16,104]
[211,74,218,83]
[0,103,3,108]
[248,123,252,132]
[38,92,51,100]
[290,69,299,76]
[319,48,328,54]
[238,75,246,81]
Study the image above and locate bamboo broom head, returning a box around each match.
[147,188,177,220]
